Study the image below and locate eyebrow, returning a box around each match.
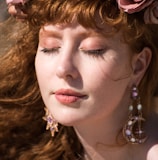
[40,26,62,39]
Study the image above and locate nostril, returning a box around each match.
[65,74,73,81]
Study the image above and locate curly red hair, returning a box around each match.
[0,0,158,159]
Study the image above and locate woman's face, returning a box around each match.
[35,21,135,126]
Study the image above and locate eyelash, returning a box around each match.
[82,49,106,57]
[40,48,106,57]
[40,48,60,54]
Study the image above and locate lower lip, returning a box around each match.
[55,94,83,104]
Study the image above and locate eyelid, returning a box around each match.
[40,47,60,53]
[80,48,106,54]
[84,48,106,54]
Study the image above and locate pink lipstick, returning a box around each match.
[54,89,86,104]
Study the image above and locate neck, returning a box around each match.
[74,120,130,160]
[73,104,131,160]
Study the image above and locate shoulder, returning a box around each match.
[147,144,158,160]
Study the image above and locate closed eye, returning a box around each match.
[84,49,105,54]
[40,47,60,54]
[81,48,106,58]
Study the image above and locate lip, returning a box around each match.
[53,89,87,104]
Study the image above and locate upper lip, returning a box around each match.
[54,89,86,97]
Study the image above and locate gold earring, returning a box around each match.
[43,107,58,137]
[123,86,147,144]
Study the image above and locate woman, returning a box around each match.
[1,0,158,159]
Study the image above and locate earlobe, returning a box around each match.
[132,47,152,86]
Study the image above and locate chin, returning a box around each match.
[47,102,88,126]
[57,116,82,126]
[54,111,86,127]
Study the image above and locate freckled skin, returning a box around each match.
[35,22,133,126]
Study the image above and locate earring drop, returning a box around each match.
[123,86,147,144]
[43,107,58,137]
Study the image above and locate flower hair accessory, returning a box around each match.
[6,0,28,21]
[144,1,158,24]
[6,0,28,4]
[117,0,158,24]
[117,0,154,13]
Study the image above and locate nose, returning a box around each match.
[56,54,79,80]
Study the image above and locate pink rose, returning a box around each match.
[6,0,28,21]
[144,1,158,24]
[117,0,154,13]
[6,0,28,4]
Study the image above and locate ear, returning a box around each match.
[131,47,152,86]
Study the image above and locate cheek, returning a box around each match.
[35,53,51,92]
[100,56,132,81]
[89,61,129,84]
[87,64,131,110]
[82,56,132,98]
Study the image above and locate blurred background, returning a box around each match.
[0,0,9,23]
[0,0,19,55]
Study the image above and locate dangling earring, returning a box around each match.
[43,107,58,137]
[123,86,147,144]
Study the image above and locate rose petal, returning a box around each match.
[144,1,158,24]
[153,5,158,18]
[6,0,28,4]
[117,0,154,13]
[7,0,28,21]
[144,7,150,23]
